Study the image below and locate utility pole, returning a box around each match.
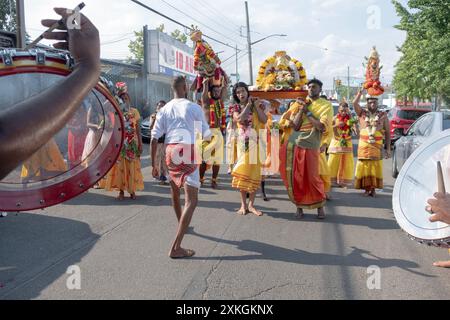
[245,1,253,86]
[235,44,239,83]
[143,25,150,111]
[347,66,350,103]
[16,0,26,48]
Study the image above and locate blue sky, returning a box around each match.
[24,0,408,89]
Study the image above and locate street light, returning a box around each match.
[245,2,287,85]
[251,34,287,46]
[247,33,287,86]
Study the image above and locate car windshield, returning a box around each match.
[443,113,450,130]
[397,110,429,121]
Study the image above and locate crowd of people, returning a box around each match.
[0,8,449,265]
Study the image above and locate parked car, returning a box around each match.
[392,110,450,178]
[388,107,431,143]
[141,115,155,143]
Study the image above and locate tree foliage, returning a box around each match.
[0,0,17,32]
[392,0,450,105]
[128,24,188,63]
[128,30,144,64]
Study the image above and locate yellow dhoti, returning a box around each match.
[354,128,383,190]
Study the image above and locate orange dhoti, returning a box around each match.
[280,139,326,210]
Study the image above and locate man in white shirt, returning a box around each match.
[151,75,211,259]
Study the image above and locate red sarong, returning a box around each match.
[279,142,326,209]
[165,144,198,188]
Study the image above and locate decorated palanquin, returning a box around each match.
[190,26,228,92]
[251,51,308,100]
[363,46,384,96]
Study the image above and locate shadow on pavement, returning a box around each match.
[0,212,98,299]
[189,232,434,278]
[63,190,276,213]
[263,210,398,230]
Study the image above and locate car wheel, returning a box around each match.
[392,149,399,179]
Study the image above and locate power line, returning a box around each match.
[159,0,244,46]
[130,0,240,51]
[180,0,243,40]
[193,0,242,31]
[222,50,248,69]
[101,36,134,46]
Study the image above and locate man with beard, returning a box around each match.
[199,78,227,189]
[279,79,333,219]
[353,87,391,197]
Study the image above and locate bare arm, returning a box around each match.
[353,88,365,117]
[237,103,252,125]
[151,138,159,177]
[201,79,210,108]
[332,119,339,138]
[254,100,268,125]
[308,115,326,132]
[0,8,100,179]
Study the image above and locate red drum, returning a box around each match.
[0,48,124,211]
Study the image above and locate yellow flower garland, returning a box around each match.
[256,52,308,90]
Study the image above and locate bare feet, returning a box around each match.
[237,207,248,215]
[117,191,125,200]
[294,208,304,219]
[169,248,195,259]
[248,206,263,216]
[433,260,450,268]
[317,207,325,219]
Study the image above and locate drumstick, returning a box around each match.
[437,161,446,194]
[25,3,85,50]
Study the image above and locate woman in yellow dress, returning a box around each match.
[328,102,357,188]
[21,138,67,182]
[231,82,268,216]
[103,82,144,200]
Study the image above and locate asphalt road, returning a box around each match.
[1,150,449,300]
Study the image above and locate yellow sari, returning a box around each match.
[328,115,355,186]
[231,109,265,193]
[354,128,384,190]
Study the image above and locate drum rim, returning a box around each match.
[393,129,450,243]
[0,68,125,212]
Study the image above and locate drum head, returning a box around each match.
[0,59,124,211]
[393,129,450,247]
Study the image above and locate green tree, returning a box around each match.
[0,0,17,32]
[170,29,187,44]
[392,0,450,107]
[128,30,144,64]
[127,25,188,63]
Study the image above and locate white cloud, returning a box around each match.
[22,0,405,89]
